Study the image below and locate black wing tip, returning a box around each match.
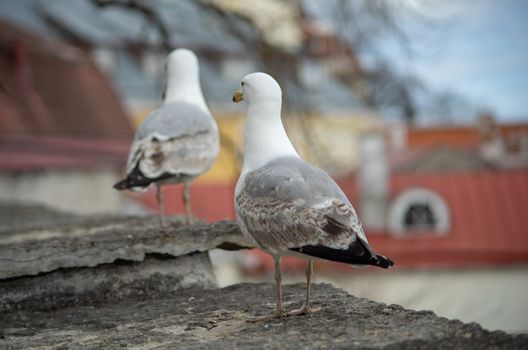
[373,254,394,269]
[113,164,149,190]
[112,175,151,190]
[113,178,129,190]
[113,164,175,191]
[289,245,395,269]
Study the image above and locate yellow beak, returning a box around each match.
[232,89,244,103]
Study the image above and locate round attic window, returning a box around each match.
[387,187,450,235]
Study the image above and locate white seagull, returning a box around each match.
[232,73,393,321]
[114,49,219,226]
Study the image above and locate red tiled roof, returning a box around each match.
[0,21,132,139]
[0,21,133,171]
[406,123,528,150]
[407,127,479,148]
[368,169,528,268]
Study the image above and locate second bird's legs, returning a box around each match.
[247,256,286,322]
[182,181,193,225]
[156,184,165,228]
[274,256,285,315]
[287,259,320,316]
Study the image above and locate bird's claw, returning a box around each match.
[246,308,287,323]
[286,305,321,316]
[247,305,321,322]
[185,215,194,226]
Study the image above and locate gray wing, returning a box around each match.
[134,102,215,141]
[235,156,369,255]
[126,101,219,178]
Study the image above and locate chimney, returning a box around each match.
[477,112,505,164]
[358,132,389,230]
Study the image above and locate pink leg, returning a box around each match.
[156,184,165,228]
[182,181,193,225]
[287,259,321,316]
[247,256,287,322]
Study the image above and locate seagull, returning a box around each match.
[232,72,394,321]
[114,49,219,227]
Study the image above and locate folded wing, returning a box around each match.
[115,102,219,190]
[236,156,393,268]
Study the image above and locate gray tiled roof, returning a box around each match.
[0,0,248,52]
[0,0,59,37]
[0,0,366,112]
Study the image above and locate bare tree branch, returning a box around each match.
[93,0,172,51]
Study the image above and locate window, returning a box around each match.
[403,203,437,231]
[387,187,450,236]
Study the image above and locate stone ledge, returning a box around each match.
[0,202,249,314]
[0,216,248,279]
[0,253,216,312]
[1,203,527,348]
[1,283,526,349]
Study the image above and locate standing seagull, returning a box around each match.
[114,49,219,226]
[232,73,393,321]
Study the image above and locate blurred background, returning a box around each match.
[1,0,527,333]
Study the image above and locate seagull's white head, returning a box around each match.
[233,72,282,105]
[163,48,209,112]
[167,48,199,80]
[232,72,298,176]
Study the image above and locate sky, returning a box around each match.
[394,0,528,122]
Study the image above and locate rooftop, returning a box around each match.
[0,21,132,170]
[0,21,132,139]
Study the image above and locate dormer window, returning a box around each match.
[388,187,450,236]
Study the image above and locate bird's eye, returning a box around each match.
[241,81,245,86]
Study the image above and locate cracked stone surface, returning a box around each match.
[0,253,217,312]
[1,283,526,349]
[0,202,249,312]
[0,206,249,279]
